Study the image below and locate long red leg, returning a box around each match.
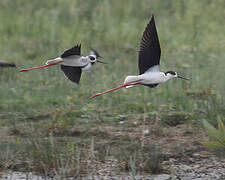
[90,79,141,99]
[19,61,63,72]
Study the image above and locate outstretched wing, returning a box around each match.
[61,44,81,58]
[60,65,82,84]
[138,15,161,75]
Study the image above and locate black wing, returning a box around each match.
[138,15,161,75]
[60,65,82,84]
[61,44,81,58]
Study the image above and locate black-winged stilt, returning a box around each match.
[0,60,16,68]
[20,44,106,84]
[90,15,188,98]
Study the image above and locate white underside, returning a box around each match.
[139,71,168,84]
[124,76,141,88]
[124,65,171,88]
[46,56,90,67]
[81,63,92,71]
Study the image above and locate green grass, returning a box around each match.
[0,0,225,178]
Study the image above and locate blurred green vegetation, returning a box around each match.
[201,119,225,156]
[0,0,225,125]
[0,0,225,176]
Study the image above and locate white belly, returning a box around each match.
[81,63,92,71]
[139,72,166,84]
[62,56,89,67]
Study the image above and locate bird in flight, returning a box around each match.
[0,60,16,68]
[20,44,106,84]
[91,15,188,98]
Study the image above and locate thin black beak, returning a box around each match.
[178,75,189,80]
[97,60,107,64]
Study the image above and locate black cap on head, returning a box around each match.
[90,49,102,58]
[89,56,96,61]
[165,71,176,75]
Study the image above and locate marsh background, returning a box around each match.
[0,0,224,178]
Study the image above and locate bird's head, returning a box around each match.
[165,71,189,80]
[88,55,106,64]
[89,49,107,65]
[88,55,97,63]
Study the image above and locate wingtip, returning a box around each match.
[147,14,156,26]
[73,43,81,48]
[151,14,155,20]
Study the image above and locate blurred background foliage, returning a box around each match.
[0,0,225,126]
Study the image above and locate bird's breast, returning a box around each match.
[62,56,88,67]
[140,72,166,84]
[81,63,92,71]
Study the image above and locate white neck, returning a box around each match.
[164,73,176,82]
[81,63,92,71]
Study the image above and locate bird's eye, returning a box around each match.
[89,56,95,61]
[165,71,176,75]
